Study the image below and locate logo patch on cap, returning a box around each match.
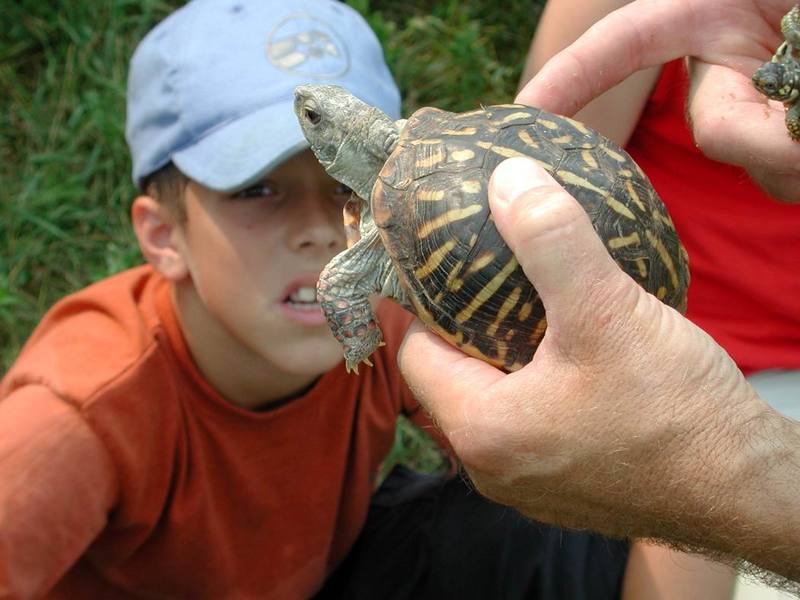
[266,13,350,77]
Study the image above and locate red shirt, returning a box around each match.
[626,60,800,374]
[0,266,431,598]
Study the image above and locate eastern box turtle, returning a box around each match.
[752,4,800,140]
[294,85,689,373]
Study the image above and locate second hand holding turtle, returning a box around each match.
[294,85,689,373]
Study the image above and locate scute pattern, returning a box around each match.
[374,104,689,371]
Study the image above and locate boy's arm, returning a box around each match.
[0,385,118,596]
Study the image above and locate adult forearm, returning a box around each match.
[713,408,800,582]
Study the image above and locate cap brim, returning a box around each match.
[172,98,308,193]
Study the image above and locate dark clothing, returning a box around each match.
[316,465,629,599]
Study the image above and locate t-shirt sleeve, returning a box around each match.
[0,385,118,597]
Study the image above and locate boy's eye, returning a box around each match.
[231,182,279,199]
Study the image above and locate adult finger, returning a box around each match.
[488,157,637,343]
[398,319,505,439]
[515,0,703,114]
[688,61,800,202]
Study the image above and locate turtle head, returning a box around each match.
[294,84,401,200]
[752,61,800,102]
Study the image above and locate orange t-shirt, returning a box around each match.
[0,265,431,598]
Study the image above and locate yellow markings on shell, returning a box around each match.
[415,239,457,279]
[455,257,519,324]
[635,258,648,278]
[550,135,574,144]
[461,180,482,194]
[441,127,477,135]
[624,180,646,212]
[436,327,465,349]
[494,341,508,365]
[469,233,478,247]
[530,317,548,344]
[600,145,626,163]
[466,251,496,276]
[417,189,446,202]
[504,329,516,341]
[490,145,528,159]
[517,129,539,149]
[618,168,633,178]
[415,148,446,170]
[501,111,534,125]
[411,138,443,145]
[606,196,637,220]
[451,149,476,162]
[645,230,680,289]
[607,232,641,249]
[486,286,522,337]
[477,141,493,149]
[417,204,483,239]
[651,209,676,229]
[518,301,533,322]
[536,118,559,130]
[581,150,598,170]
[564,118,591,136]
[555,170,607,197]
[656,287,667,300]
[445,259,465,292]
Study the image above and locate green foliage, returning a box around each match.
[1,0,182,370]
[1,0,545,463]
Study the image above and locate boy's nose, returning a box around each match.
[288,197,345,253]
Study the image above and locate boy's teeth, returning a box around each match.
[289,286,317,303]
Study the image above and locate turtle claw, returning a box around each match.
[345,355,374,375]
[342,328,384,374]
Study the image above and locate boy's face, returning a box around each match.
[169,150,353,399]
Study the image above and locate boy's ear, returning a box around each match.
[131,195,189,281]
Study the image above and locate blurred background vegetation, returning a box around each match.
[0,0,546,468]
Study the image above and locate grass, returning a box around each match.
[0,0,545,468]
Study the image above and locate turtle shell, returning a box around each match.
[371,104,689,372]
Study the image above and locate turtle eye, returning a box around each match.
[304,107,322,125]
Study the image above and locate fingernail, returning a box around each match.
[490,157,556,207]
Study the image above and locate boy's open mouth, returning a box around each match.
[284,285,320,310]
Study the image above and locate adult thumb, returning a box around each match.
[488,157,629,331]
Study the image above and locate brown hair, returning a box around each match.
[141,162,189,221]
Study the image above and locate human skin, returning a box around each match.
[132,150,353,409]
[398,156,800,584]
[520,0,738,595]
[515,0,800,203]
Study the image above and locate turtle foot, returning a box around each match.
[344,329,385,374]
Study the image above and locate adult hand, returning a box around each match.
[515,0,800,202]
[398,156,800,582]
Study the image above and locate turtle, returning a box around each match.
[293,84,690,374]
[752,4,800,140]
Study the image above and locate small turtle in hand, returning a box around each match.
[294,85,689,373]
[753,4,800,140]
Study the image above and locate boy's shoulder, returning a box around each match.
[1,265,171,405]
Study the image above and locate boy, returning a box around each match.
[0,0,632,597]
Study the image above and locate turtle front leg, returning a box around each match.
[317,227,400,374]
[787,101,800,141]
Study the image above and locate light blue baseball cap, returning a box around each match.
[125,0,401,191]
